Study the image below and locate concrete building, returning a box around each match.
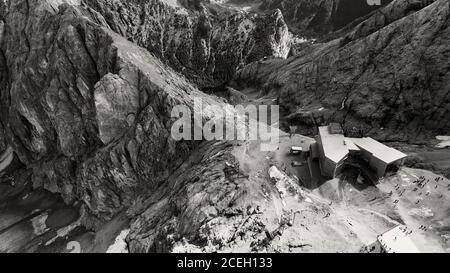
[313,124,407,179]
[316,125,349,178]
[363,225,420,253]
[346,137,407,178]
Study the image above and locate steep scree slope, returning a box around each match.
[259,0,394,37]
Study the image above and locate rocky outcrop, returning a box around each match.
[0,123,5,156]
[84,0,291,88]
[0,1,7,156]
[0,0,229,221]
[327,0,438,41]
[233,0,450,141]
[127,141,248,252]
[126,140,364,253]
[259,0,393,37]
[0,0,449,254]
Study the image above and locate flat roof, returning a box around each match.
[347,137,407,164]
[318,126,349,164]
[377,225,420,253]
[344,138,361,152]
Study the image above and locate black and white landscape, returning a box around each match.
[0,0,449,253]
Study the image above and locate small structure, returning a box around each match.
[291,161,303,167]
[346,137,407,178]
[363,225,420,253]
[312,124,407,180]
[290,146,303,155]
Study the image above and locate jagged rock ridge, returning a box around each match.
[84,0,291,88]
[0,0,449,253]
[259,0,394,37]
[233,0,450,142]
[0,0,229,222]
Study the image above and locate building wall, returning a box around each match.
[359,149,372,163]
[369,156,388,178]
[334,158,346,177]
[317,136,339,178]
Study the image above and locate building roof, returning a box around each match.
[347,137,407,164]
[318,126,349,164]
[377,225,420,253]
[344,138,361,152]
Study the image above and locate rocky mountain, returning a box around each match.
[259,0,394,37]
[0,0,292,252]
[232,0,450,142]
[0,0,230,223]
[0,123,5,155]
[83,0,291,88]
[0,0,449,253]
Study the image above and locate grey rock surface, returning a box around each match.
[233,0,450,142]
[84,0,291,88]
[259,0,393,37]
[0,0,224,221]
[0,0,448,253]
[0,123,5,155]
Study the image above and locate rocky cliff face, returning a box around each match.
[233,0,450,142]
[83,0,291,88]
[0,1,6,156]
[0,0,449,253]
[0,0,330,253]
[259,0,394,37]
[0,0,231,222]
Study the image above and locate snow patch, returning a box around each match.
[436,136,450,148]
[106,229,130,253]
[268,166,304,204]
[31,212,49,236]
[408,207,434,218]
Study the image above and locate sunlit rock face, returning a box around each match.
[0,0,222,220]
[83,0,291,88]
[0,0,448,254]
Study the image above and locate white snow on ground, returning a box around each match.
[408,207,434,218]
[436,136,450,148]
[160,0,184,9]
[269,166,304,203]
[160,0,189,15]
[49,0,81,8]
[31,212,49,236]
[106,229,130,253]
